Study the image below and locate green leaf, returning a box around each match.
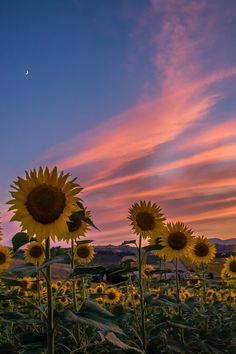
[104,332,143,353]
[71,266,106,277]
[0,343,18,354]
[19,332,47,350]
[59,300,123,334]
[11,257,65,277]
[0,277,24,287]
[199,341,225,354]
[0,312,42,324]
[12,232,29,253]
[121,240,137,246]
[167,339,189,353]
[168,316,195,330]
[0,294,18,301]
[143,244,164,252]
[76,239,94,245]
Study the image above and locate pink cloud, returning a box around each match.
[3,0,236,245]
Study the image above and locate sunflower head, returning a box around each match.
[223,256,236,278]
[60,209,89,242]
[24,241,45,265]
[105,288,121,304]
[160,222,194,261]
[148,232,166,258]
[74,243,95,264]
[189,236,216,265]
[8,167,82,242]
[128,201,165,239]
[142,264,155,279]
[0,245,13,272]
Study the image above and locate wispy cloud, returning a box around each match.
[3,0,236,244]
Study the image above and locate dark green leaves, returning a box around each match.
[12,232,29,253]
[59,300,123,334]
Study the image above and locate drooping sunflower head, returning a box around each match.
[0,245,13,272]
[105,288,121,304]
[128,201,165,239]
[8,166,82,242]
[160,222,194,261]
[189,236,216,265]
[60,209,89,242]
[223,256,236,278]
[74,243,95,264]
[148,232,166,257]
[24,241,45,265]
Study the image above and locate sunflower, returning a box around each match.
[7,166,82,242]
[128,201,165,239]
[160,222,194,261]
[189,236,215,264]
[94,284,105,294]
[223,256,236,278]
[74,244,95,264]
[61,210,89,242]
[0,245,13,272]
[105,288,121,304]
[148,232,166,258]
[24,241,45,265]
[142,264,155,279]
[59,296,69,306]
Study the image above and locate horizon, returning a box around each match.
[1,0,236,245]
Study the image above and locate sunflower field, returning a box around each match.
[0,167,235,353]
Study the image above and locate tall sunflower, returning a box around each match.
[189,236,216,265]
[128,201,165,239]
[24,241,45,265]
[0,245,13,272]
[7,166,82,242]
[74,243,95,264]
[160,222,194,261]
[223,256,236,278]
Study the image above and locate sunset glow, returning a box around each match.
[1,0,236,244]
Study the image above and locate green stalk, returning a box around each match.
[175,258,180,302]
[45,237,54,354]
[138,234,146,350]
[71,240,78,312]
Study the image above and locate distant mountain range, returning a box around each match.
[209,238,236,245]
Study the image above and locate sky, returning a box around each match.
[1,0,236,245]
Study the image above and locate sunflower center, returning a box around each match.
[29,245,43,258]
[76,246,90,258]
[107,292,116,300]
[194,242,209,257]
[229,260,236,273]
[167,232,187,250]
[25,184,66,224]
[0,252,6,264]
[96,287,103,293]
[68,214,82,232]
[136,212,155,231]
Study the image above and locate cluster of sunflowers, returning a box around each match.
[0,167,235,353]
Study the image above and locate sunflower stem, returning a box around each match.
[138,234,146,350]
[71,240,78,312]
[175,258,180,302]
[45,237,55,354]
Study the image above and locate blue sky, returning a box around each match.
[1,0,236,244]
